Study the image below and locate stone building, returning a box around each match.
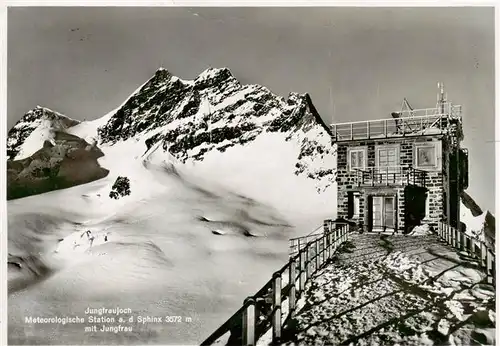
[331,85,468,233]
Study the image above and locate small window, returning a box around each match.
[376,144,400,173]
[414,142,439,170]
[347,147,367,171]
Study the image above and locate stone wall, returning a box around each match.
[336,136,446,231]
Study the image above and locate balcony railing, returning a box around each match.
[354,166,427,187]
[330,104,462,142]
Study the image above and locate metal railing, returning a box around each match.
[330,104,462,142]
[437,221,495,286]
[354,166,427,187]
[201,221,351,346]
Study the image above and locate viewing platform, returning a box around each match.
[330,103,462,142]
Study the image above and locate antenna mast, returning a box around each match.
[437,82,446,114]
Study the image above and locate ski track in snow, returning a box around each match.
[272,233,495,346]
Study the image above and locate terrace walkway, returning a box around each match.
[278,232,496,346]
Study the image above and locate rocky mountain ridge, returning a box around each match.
[7,67,336,199]
[96,67,335,186]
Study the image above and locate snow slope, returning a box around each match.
[7,67,338,345]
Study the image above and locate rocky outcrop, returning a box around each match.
[7,131,109,200]
[7,106,80,160]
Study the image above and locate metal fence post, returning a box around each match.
[316,239,320,271]
[329,231,333,257]
[289,258,296,317]
[486,250,494,285]
[305,244,310,280]
[272,272,282,344]
[242,297,256,346]
[454,228,459,249]
[299,250,306,292]
[322,235,327,265]
[481,243,487,268]
[460,231,465,251]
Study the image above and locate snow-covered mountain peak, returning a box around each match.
[194,67,237,87]
[7,106,80,160]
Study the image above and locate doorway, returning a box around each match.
[370,195,396,231]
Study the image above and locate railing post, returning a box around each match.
[272,272,282,344]
[460,231,465,251]
[450,227,455,248]
[350,123,353,140]
[384,119,387,137]
[315,240,320,272]
[367,122,370,138]
[486,250,494,285]
[305,244,310,280]
[322,234,327,265]
[299,250,306,292]
[289,258,296,318]
[468,237,474,256]
[481,243,487,268]
[454,228,459,249]
[242,297,256,346]
[326,231,331,259]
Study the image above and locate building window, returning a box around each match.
[414,142,441,170]
[375,144,400,173]
[347,147,367,171]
